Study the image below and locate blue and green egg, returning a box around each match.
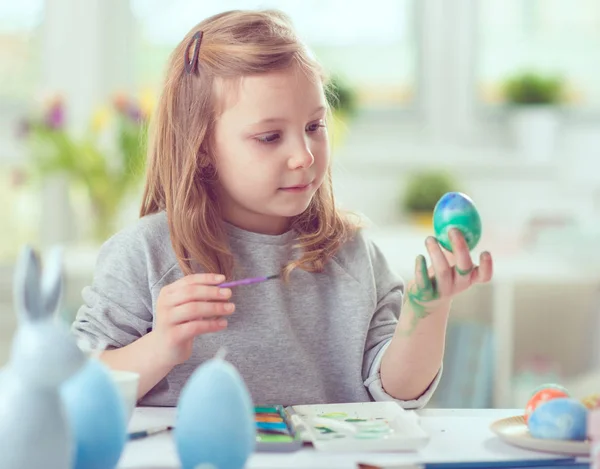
[433,192,482,252]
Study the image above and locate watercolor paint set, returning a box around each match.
[254,405,304,452]
[255,401,429,453]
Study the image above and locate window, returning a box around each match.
[0,1,45,260]
[131,0,420,111]
[476,0,600,113]
[0,1,44,112]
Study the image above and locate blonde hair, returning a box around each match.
[140,9,360,279]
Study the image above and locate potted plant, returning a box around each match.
[502,72,565,162]
[401,171,458,228]
[19,93,150,243]
[325,74,357,151]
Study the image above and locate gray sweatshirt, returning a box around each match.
[71,211,440,408]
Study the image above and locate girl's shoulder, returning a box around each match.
[101,211,170,254]
[331,218,404,294]
[94,211,178,286]
[332,225,381,271]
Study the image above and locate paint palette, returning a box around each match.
[254,406,303,452]
[287,401,430,452]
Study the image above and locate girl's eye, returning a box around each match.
[306,120,326,133]
[255,133,280,144]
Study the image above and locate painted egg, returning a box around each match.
[529,383,570,398]
[432,192,482,252]
[528,397,589,441]
[581,393,600,409]
[61,358,127,469]
[525,386,570,423]
[175,353,256,469]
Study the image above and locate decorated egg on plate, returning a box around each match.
[525,385,570,423]
[529,383,570,398]
[432,192,482,252]
[528,397,588,441]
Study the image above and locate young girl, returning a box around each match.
[71,9,493,408]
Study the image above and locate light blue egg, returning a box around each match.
[528,397,589,441]
[175,357,256,469]
[61,358,127,469]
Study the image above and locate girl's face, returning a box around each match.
[213,64,329,235]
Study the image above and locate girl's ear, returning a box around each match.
[13,245,44,322]
[41,246,64,318]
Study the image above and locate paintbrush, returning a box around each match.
[128,425,173,440]
[218,274,280,288]
[129,424,290,440]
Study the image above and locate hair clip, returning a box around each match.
[184,30,203,75]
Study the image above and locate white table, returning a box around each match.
[117,407,581,469]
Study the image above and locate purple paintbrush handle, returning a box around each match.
[218,276,269,288]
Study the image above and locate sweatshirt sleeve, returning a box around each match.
[364,338,442,409]
[70,229,155,350]
[361,237,441,409]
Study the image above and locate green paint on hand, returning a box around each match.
[455,265,473,276]
[403,255,440,335]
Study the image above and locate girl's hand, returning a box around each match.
[153,273,234,366]
[407,228,493,324]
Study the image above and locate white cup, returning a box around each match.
[110,370,140,424]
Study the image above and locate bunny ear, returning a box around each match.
[41,245,64,318]
[13,245,44,322]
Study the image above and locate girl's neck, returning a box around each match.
[222,212,292,236]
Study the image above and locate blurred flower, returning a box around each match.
[112,92,146,123]
[139,87,155,119]
[113,92,129,114]
[19,91,148,242]
[44,97,65,130]
[125,102,143,123]
[91,106,111,132]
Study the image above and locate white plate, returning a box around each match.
[490,415,590,456]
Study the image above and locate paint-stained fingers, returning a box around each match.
[448,229,475,283]
[425,236,453,296]
[414,254,433,292]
